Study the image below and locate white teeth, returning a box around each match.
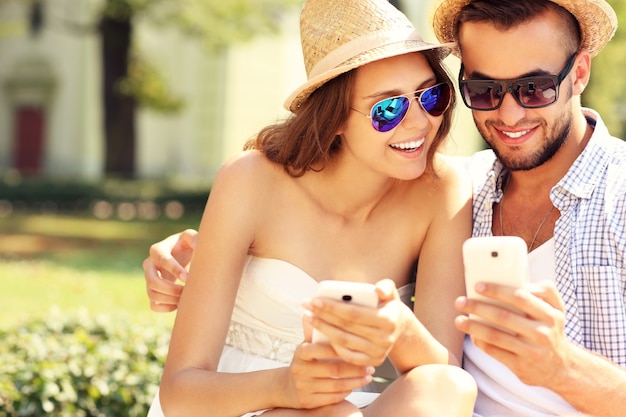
[502,130,530,139]
[390,139,425,150]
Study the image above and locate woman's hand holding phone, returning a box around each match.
[303,279,403,367]
[283,341,374,409]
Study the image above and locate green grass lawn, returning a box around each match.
[0,213,200,329]
[0,260,174,328]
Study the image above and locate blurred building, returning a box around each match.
[0,0,303,183]
[0,0,479,184]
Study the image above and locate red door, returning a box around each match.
[14,106,45,175]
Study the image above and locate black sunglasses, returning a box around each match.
[458,53,578,111]
[351,83,452,132]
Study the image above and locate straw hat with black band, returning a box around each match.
[284,0,455,112]
[431,0,618,58]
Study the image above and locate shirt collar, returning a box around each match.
[556,108,609,201]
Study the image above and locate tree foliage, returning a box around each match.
[98,0,302,112]
[117,53,185,112]
[100,0,303,50]
[583,1,626,139]
[95,0,302,176]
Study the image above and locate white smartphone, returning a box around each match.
[311,280,379,344]
[462,236,530,329]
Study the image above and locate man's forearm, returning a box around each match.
[550,343,626,417]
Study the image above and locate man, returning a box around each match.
[143,0,626,415]
[430,1,626,416]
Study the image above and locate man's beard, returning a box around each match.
[476,112,572,172]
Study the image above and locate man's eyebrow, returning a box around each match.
[465,68,552,81]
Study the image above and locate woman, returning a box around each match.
[148,0,476,415]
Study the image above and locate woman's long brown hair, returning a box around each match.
[245,50,456,178]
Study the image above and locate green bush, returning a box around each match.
[0,310,170,417]
[0,176,210,217]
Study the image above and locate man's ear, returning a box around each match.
[572,51,591,95]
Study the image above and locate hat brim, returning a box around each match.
[284,40,455,112]
[431,0,617,58]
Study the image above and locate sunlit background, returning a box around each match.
[0,0,624,415]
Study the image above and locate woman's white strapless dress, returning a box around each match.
[147,256,380,416]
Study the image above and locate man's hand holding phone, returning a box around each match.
[456,236,574,388]
[460,236,530,333]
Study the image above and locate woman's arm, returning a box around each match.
[303,158,472,374]
[405,157,473,367]
[159,153,270,416]
[158,152,373,417]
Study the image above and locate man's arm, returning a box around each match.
[550,342,626,417]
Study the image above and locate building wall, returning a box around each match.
[0,0,480,184]
[134,10,304,184]
[0,0,305,184]
[0,0,103,180]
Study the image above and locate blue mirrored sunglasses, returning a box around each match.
[351,83,451,132]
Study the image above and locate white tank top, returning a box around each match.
[465,238,579,417]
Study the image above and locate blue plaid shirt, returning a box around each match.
[468,109,626,366]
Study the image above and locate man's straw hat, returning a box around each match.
[431,0,617,58]
[284,0,454,112]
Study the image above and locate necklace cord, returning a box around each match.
[499,179,555,252]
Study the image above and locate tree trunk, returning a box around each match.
[101,15,135,177]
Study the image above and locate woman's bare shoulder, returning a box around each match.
[220,149,275,172]
[402,153,472,213]
[215,150,283,187]
[431,153,473,194]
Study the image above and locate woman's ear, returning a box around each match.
[336,119,347,136]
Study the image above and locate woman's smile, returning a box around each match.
[389,138,425,153]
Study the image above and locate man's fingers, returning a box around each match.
[178,229,198,250]
[147,281,183,312]
[149,300,179,313]
[528,281,565,311]
[149,248,188,282]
